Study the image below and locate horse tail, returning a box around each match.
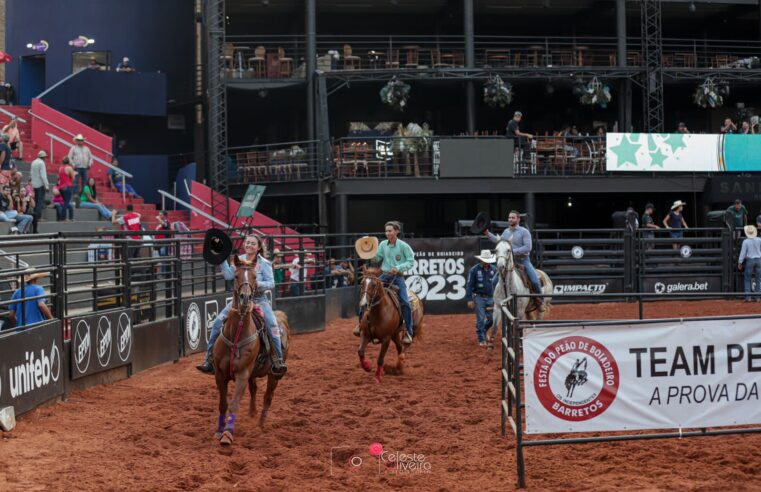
[414,320,424,343]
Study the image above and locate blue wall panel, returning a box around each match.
[118,155,169,207]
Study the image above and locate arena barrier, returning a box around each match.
[499,292,761,488]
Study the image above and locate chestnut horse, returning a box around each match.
[213,255,291,446]
[357,267,424,383]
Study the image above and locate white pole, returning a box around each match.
[121,175,126,204]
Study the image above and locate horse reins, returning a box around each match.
[225,264,259,380]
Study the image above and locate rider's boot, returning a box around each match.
[401,305,413,345]
[196,359,215,374]
[268,330,288,376]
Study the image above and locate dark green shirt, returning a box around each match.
[727,205,748,227]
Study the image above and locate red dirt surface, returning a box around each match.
[2,300,761,491]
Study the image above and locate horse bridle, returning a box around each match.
[495,241,515,294]
[361,275,385,311]
[234,265,257,314]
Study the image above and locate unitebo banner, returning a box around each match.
[523,318,761,434]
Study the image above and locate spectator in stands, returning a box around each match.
[51,186,65,221]
[506,111,533,154]
[9,271,52,327]
[641,203,660,249]
[116,57,135,73]
[596,126,606,138]
[0,133,13,171]
[88,57,104,71]
[31,150,49,220]
[25,178,33,196]
[0,191,32,233]
[727,198,748,230]
[677,122,690,134]
[112,204,142,240]
[108,158,141,198]
[739,225,761,302]
[154,210,171,257]
[68,134,93,195]
[288,253,315,296]
[325,258,350,288]
[80,177,115,220]
[271,248,287,297]
[57,157,75,222]
[721,118,738,134]
[2,118,22,158]
[341,259,355,285]
[662,200,689,250]
[9,171,23,210]
[740,121,754,134]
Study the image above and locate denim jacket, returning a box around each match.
[221,254,275,294]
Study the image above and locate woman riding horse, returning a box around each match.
[197,234,287,375]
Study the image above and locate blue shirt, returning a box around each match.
[739,237,761,264]
[487,225,533,256]
[9,284,47,327]
[466,264,497,298]
[221,254,275,295]
[668,211,684,229]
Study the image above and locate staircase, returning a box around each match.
[0,105,190,234]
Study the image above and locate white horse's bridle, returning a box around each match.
[495,240,515,294]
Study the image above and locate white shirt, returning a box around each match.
[30,158,49,189]
[289,258,301,282]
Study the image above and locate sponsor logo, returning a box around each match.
[9,341,61,398]
[186,302,201,350]
[117,312,132,363]
[96,316,112,368]
[654,281,709,294]
[74,319,91,375]
[680,245,692,258]
[533,336,619,422]
[205,300,219,345]
[553,284,607,295]
[571,246,585,259]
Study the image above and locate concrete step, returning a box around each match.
[0,221,108,235]
[40,207,106,222]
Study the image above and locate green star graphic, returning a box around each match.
[662,133,688,154]
[647,134,667,167]
[609,134,641,167]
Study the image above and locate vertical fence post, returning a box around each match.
[56,240,66,321]
[175,237,185,357]
[123,242,131,311]
[722,228,732,293]
[500,300,507,437]
[623,226,633,293]
[512,294,526,488]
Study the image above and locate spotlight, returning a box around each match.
[567,196,573,208]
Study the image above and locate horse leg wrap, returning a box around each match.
[375,365,383,383]
[359,354,372,372]
[216,414,226,434]
[225,413,237,433]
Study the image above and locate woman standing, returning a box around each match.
[2,118,22,158]
[79,177,115,219]
[663,200,689,250]
[196,234,287,376]
[57,157,75,222]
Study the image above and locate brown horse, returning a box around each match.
[212,255,290,446]
[357,267,424,384]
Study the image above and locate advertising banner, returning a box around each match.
[641,276,722,295]
[70,310,133,380]
[551,278,624,296]
[404,237,480,314]
[523,318,761,434]
[182,293,232,355]
[0,320,64,416]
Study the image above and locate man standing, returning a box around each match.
[727,198,748,231]
[68,134,93,195]
[641,203,660,249]
[484,210,544,311]
[466,250,497,347]
[30,150,49,220]
[506,111,533,153]
[354,221,416,344]
[9,271,52,327]
[739,225,761,302]
[112,204,142,239]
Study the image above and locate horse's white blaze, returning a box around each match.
[359,278,371,308]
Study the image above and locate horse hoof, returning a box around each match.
[375,376,382,384]
[360,360,372,372]
[219,431,234,446]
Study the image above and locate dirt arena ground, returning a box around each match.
[2,300,761,491]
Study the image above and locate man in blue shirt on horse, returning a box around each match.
[485,210,545,312]
[466,249,497,346]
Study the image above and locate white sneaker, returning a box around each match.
[9,227,18,234]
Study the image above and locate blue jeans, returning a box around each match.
[289,282,302,297]
[744,258,761,300]
[74,168,88,193]
[474,295,494,343]
[115,181,138,196]
[0,211,32,233]
[516,257,543,303]
[60,187,74,220]
[80,200,113,219]
[358,273,413,337]
[205,297,283,364]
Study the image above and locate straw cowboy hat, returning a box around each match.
[475,249,497,264]
[355,236,379,260]
[745,225,758,239]
[671,200,686,210]
[73,134,85,142]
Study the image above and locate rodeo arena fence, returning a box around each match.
[0,219,757,448]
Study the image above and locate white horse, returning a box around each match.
[491,240,553,340]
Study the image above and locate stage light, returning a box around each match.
[567,197,573,208]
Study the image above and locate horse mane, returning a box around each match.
[364,267,382,277]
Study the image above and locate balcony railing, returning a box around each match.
[229,140,320,184]
[334,136,436,178]
[221,35,761,79]
[517,135,606,176]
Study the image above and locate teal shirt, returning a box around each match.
[374,238,415,273]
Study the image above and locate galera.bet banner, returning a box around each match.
[523,318,761,434]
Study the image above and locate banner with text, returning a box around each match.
[182,293,233,355]
[524,318,761,434]
[404,237,480,314]
[70,310,133,380]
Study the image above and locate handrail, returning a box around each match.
[35,70,83,101]
[158,190,230,228]
[46,132,132,178]
[31,109,114,157]
[0,107,27,124]
[184,179,211,208]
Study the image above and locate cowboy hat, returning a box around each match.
[745,225,758,239]
[475,249,496,264]
[470,211,491,235]
[671,200,686,210]
[73,134,85,141]
[203,228,233,265]
[355,236,379,260]
[37,150,48,158]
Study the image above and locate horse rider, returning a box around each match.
[354,220,416,344]
[484,210,545,312]
[196,234,288,376]
[466,249,497,347]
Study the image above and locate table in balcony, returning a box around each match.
[401,45,420,68]
[368,50,386,69]
[440,51,464,67]
[527,45,545,66]
[485,49,512,67]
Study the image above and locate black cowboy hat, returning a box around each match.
[203,228,233,265]
[470,211,491,235]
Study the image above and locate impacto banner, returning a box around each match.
[523,318,761,434]
[606,133,761,172]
